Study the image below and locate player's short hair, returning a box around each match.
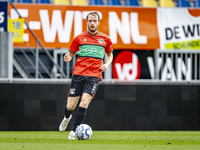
[86,11,100,22]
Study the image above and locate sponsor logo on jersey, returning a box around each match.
[79,45,105,59]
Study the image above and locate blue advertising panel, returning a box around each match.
[0,1,8,32]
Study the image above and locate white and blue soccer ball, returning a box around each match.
[75,124,93,140]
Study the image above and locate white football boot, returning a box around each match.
[59,114,72,132]
[68,131,75,140]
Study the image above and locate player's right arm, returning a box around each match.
[65,35,79,62]
[64,52,75,62]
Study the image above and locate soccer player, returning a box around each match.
[59,11,114,140]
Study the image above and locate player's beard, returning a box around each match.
[88,25,98,33]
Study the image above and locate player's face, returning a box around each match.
[87,14,99,33]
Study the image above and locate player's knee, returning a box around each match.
[67,105,75,111]
[79,100,89,108]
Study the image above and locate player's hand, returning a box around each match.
[64,53,72,62]
[99,64,108,72]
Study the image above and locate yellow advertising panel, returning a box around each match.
[8,18,24,43]
[165,40,200,49]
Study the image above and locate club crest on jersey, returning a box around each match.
[98,39,103,44]
[70,88,75,94]
[84,38,87,42]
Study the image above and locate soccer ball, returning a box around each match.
[75,124,93,140]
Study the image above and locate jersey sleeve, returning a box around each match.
[69,37,79,53]
[105,38,113,53]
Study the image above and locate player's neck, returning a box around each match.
[87,30,98,35]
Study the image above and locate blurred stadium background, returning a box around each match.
[1,0,200,131]
[1,0,198,7]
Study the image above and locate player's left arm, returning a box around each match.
[99,51,113,72]
[64,51,75,62]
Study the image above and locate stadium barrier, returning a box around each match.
[154,49,200,81]
[0,79,200,131]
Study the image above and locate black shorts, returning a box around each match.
[69,75,100,97]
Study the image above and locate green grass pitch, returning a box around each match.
[0,131,200,150]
